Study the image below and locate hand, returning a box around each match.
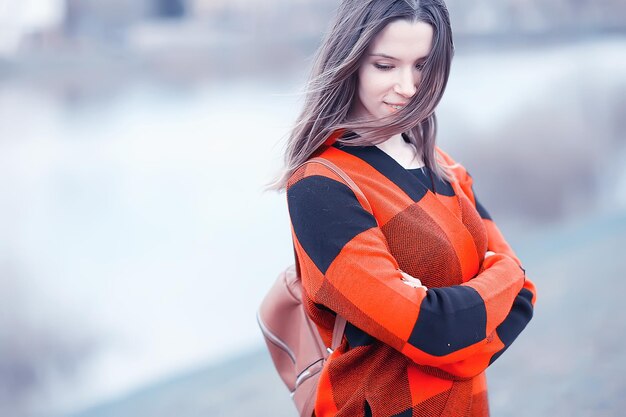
[400,270,428,291]
[476,251,498,276]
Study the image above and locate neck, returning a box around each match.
[375,133,424,169]
[377,133,407,148]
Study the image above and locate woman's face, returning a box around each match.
[350,19,434,120]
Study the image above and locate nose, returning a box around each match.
[393,68,417,98]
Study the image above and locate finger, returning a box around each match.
[402,275,423,285]
[401,280,428,291]
[399,270,427,290]
[399,270,413,280]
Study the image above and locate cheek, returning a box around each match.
[415,71,424,86]
[359,69,387,100]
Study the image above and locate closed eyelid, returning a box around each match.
[369,53,428,64]
[373,62,424,70]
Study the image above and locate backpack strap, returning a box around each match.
[307,157,368,207]
[330,313,346,352]
[292,156,369,354]
[293,245,347,354]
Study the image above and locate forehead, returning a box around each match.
[367,19,434,59]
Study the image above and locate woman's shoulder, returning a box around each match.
[286,141,371,216]
[287,130,356,187]
[285,157,370,220]
[286,152,354,193]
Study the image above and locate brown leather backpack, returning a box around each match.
[257,157,367,417]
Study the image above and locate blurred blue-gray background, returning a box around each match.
[0,1,625,416]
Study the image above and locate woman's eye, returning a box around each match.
[373,62,425,71]
[374,63,393,71]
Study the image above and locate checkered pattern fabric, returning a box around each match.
[286,130,536,417]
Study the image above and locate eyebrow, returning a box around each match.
[368,53,428,61]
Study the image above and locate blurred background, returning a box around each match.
[0,1,624,416]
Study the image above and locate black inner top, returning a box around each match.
[338,130,454,196]
[407,166,436,193]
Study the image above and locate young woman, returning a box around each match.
[268,1,536,416]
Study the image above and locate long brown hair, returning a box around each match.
[267,0,455,191]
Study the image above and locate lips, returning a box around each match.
[384,102,407,110]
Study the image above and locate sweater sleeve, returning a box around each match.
[451,169,537,373]
[433,149,537,377]
[287,170,526,377]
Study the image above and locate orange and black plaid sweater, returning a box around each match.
[286,131,537,417]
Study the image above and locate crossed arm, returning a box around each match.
[287,170,536,379]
